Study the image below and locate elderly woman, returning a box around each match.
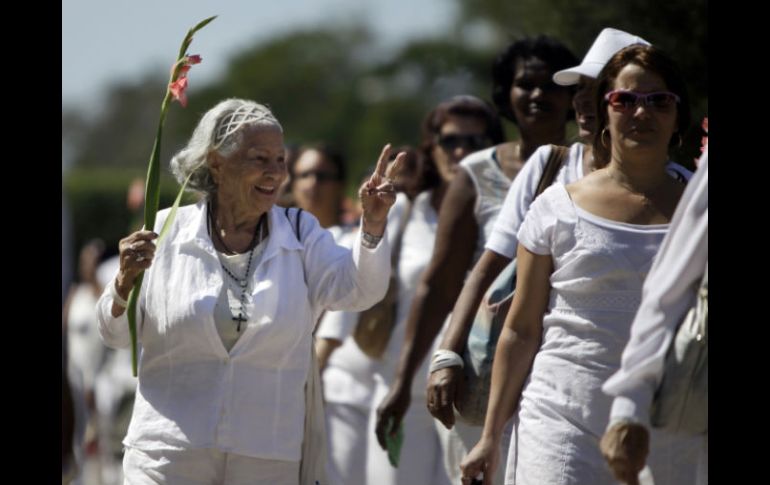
[459,45,700,485]
[96,98,401,484]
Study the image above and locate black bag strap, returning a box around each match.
[534,144,570,199]
[284,207,304,242]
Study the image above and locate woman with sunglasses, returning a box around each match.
[375,35,577,484]
[459,44,700,485]
[425,26,687,437]
[312,96,503,485]
[289,144,348,231]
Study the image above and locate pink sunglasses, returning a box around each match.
[604,90,680,111]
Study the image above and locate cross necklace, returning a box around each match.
[207,203,266,332]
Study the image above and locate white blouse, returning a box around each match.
[96,202,391,461]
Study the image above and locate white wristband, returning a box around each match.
[429,349,464,374]
[110,280,128,309]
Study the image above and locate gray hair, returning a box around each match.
[170,98,283,196]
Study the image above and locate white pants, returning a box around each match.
[123,446,299,485]
[324,401,370,485]
[366,380,452,485]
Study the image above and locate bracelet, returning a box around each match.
[429,349,464,374]
[110,280,129,308]
[361,231,383,249]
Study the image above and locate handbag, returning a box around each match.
[353,200,413,359]
[455,144,570,425]
[650,265,708,434]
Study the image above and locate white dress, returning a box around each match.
[366,190,452,485]
[507,183,699,485]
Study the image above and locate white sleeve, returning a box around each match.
[515,184,561,256]
[485,145,551,258]
[300,212,392,314]
[95,209,171,349]
[603,151,708,427]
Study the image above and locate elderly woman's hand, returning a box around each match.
[113,230,158,307]
[599,421,650,485]
[358,144,405,236]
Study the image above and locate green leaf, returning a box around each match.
[158,168,197,243]
[127,16,216,377]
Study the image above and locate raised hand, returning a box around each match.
[359,143,406,235]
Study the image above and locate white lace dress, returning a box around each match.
[506,183,699,485]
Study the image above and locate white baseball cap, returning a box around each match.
[553,28,651,86]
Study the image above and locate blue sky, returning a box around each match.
[62,0,457,113]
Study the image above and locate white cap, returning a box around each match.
[553,28,651,86]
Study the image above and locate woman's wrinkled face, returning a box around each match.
[431,114,491,183]
[606,64,678,157]
[210,124,287,216]
[291,149,343,213]
[573,75,598,140]
[510,56,572,134]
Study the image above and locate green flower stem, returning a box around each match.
[126,16,216,377]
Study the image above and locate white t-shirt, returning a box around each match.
[486,143,693,259]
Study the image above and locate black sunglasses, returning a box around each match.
[436,134,491,152]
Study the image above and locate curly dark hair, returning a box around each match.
[492,35,579,123]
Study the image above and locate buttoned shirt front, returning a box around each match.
[96,202,390,460]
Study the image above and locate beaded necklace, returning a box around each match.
[207,202,266,331]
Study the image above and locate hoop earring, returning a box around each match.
[601,127,610,149]
[676,133,683,148]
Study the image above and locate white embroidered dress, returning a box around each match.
[506,183,698,485]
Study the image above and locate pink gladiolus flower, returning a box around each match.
[168,54,202,107]
[169,76,189,107]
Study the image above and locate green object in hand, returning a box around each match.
[385,417,404,468]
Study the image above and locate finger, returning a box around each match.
[436,394,455,429]
[460,460,481,485]
[373,143,392,180]
[374,411,389,450]
[384,151,407,180]
[132,230,159,241]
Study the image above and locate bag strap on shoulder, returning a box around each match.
[534,144,570,199]
[284,207,304,242]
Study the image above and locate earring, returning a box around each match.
[601,127,610,149]
[676,133,683,148]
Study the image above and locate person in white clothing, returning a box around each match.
[425,28,661,429]
[96,98,402,485]
[367,96,504,485]
[460,45,700,485]
[600,149,708,485]
[376,36,577,484]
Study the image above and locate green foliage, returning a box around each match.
[63,168,198,267]
[62,2,707,236]
[456,0,708,166]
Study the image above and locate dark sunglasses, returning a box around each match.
[436,134,491,152]
[604,90,680,111]
[295,170,340,183]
